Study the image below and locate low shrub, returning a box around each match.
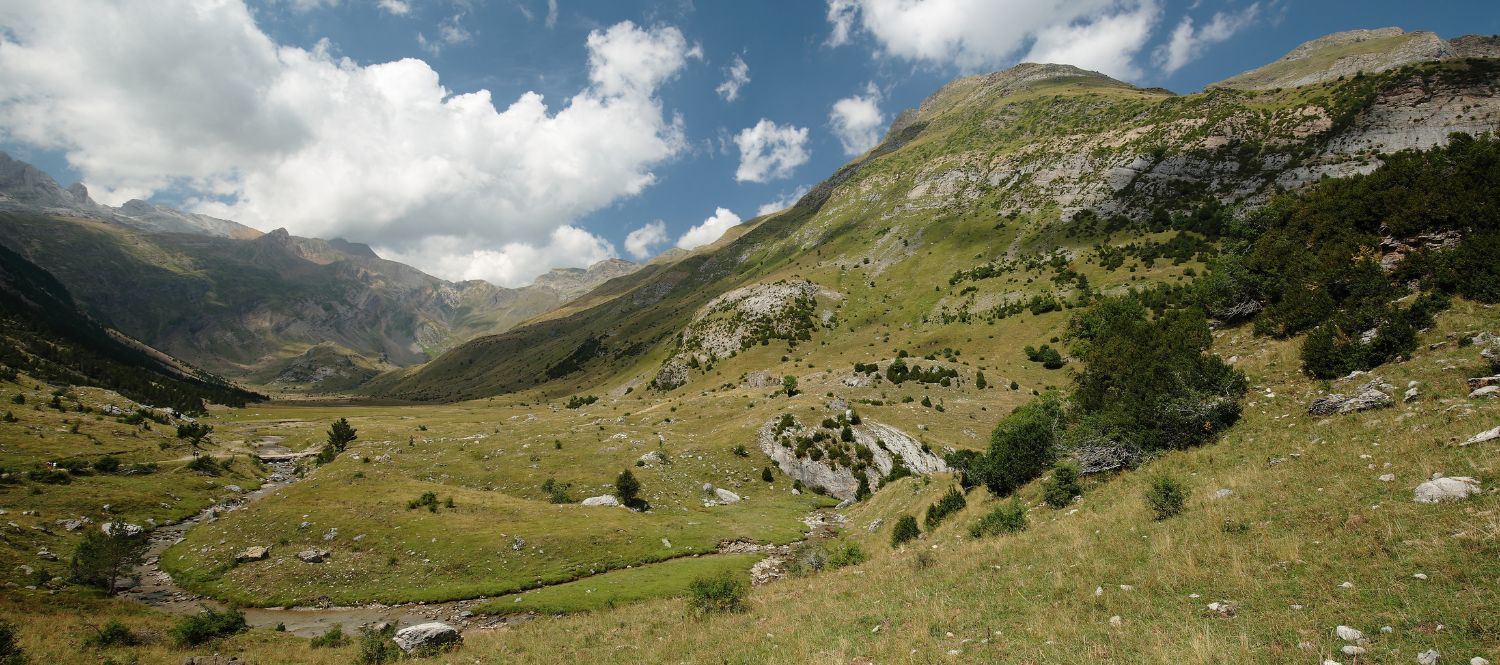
[355,624,402,665]
[86,620,137,648]
[171,608,246,647]
[687,571,746,615]
[309,624,348,649]
[1041,461,1082,508]
[970,498,1027,538]
[923,486,967,530]
[1146,474,1187,520]
[0,619,23,665]
[890,515,920,547]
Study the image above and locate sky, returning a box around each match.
[0,1,1495,287]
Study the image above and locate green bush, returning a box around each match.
[355,624,402,665]
[1041,461,1082,508]
[0,619,23,665]
[615,469,647,510]
[91,456,121,474]
[970,498,1027,538]
[761,466,774,482]
[171,608,246,647]
[185,455,221,475]
[687,571,746,615]
[309,624,348,648]
[972,396,1063,496]
[69,529,144,594]
[1145,475,1187,520]
[890,515,920,547]
[86,620,136,648]
[923,487,967,530]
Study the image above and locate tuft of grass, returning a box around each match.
[969,497,1027,538]
[1145,474,1187,521]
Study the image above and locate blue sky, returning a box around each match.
[1,1,1495,285]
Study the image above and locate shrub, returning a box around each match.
[309,624,348,649]
[565,395,598,409]
[26,468,69,484]
[970,498,1027,538]
[185,455,221,475]
[1145,475,1187,520]
[0,619,23,665]
[923,487,967,530]
[171,608,246,647]
[407,491,439,511]
[91,456,121,474]
[782,375,798,397]
[1041,461,1082,508]
[615,469,645,510]
[687,571,746,615]
[356,624,402,664]
[972,396,1063,496]
[86,620,137,648]
[761,466,774,482]
[541,478,572,503]
[890,515,920,547]
[731,444,749,457]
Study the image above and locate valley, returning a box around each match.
[0,22,1496,665]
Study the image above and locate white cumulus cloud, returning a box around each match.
[715,53,750,101]
[623,220,668,259]
[0,2,698,287]
[823,0,1164,80]
[1155,3,1261,75]
[676,207,741,250]
[829,82,884,156]
[757,185,810,216]
[733,119,810,183]
[377,0,410,16]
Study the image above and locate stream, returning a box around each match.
[121,459,836,638]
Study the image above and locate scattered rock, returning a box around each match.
[1336,625,1364,642]
[1379,473,1396,482]
[713,488,742,504]
[1207,601,1238,618]
[1343,646,1367,656]
[580,495,620,507]
[224,485,244,494]
[296,549,330,563]
[392,622,462,654]
[1309,381,1392,415]
[638,450,666,465]
[1470,386,1500,399]
[1404,385,1420,402]
[1109,615,1122,627]
[511,536,525,551]
[867,518,884,532]
[101,522,143,538]
[1465,376,1500,390]
[36,549,56,561]
[1214,488,1233,499]
[234,546,269,563]
[322,528,338,541]
[1463,426,1500,446]
[1414,476,1482,503]
[1417,649,1441,665]
[1471,657,1490,665]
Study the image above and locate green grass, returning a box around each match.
[473,553,760,615]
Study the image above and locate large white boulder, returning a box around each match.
[1414,476,1481,504]
[580,495,620,507]
[392,622,461,654]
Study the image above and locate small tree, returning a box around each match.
[327,417,357,452]
[761,466,774,482]
[890,515,920,547]
[1145,474,1187,520]
[615,469,643,509]
[176,422,212,457]
[0,619,24,665]
[1041,461,1083,508]
[782,375,799,397]
[975,371,987,390]
[69,528,145,595]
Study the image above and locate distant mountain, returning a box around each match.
[0,152,640,390]
[0,241,260,412]
[365,34,1500,402]
[1212,27,1476,90]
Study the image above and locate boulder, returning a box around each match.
[296,548,330,563]
[1466,376,1500,390]
[392,622,462,654]
[1469,385,1499,399]
[713,488,742,504]
[1463,426,1500,446]
[234,546,269,563]
[1308,383,1392,415]
[580,495,620,507]
[637,450,666,465]
[1413,476,1481,504]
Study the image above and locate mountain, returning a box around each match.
[1212,27,1470,90]
[0,154,640,389]
[367,43,1500,402]
[0,241,260,412]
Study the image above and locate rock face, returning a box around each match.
[1215,28,1455,91]
[580,495,620,507]
[1413,476,1481,504]
[1308,380,1394,415]
[652,280,840,390]
[392,622,462,654]
[757,418,947,501]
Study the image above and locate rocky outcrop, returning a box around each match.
[580,495,620,507]
[1308,379,1394,415]
[652,280,840,390]
[392,622,462,654]
[756,417,947,501]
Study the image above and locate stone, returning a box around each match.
[36,549,56,561]
[638,450,666,465]
[1465,376,1500,390]
[1308,383,1392,415]
[1463,426,1500,446]
[322,528,338,541]
[1417,649,1441,665]
[713,488,742,504]
[1109,615,1122,627]
[392,622,461,654]
[234,546,269,563]
[1470,386,1500,399]
[1413,476,1481,503]
[1214,488,1233,499]
[1379,473,1396,482]
[1343,646,1367,656]
[580,495,620,507]
[296,548,330,563]
[1404,386,1420,402]
[1336,625,1364,642]
[1471,658,1490,665]
[101,522,143,537]
[224,485,243,494]
[867,518,884,532]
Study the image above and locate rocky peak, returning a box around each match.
[0,151,77,208]
[65,182,93,206]
[1213,27,1455,90]
[530,257,638,299]
[886,62,1130,139]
